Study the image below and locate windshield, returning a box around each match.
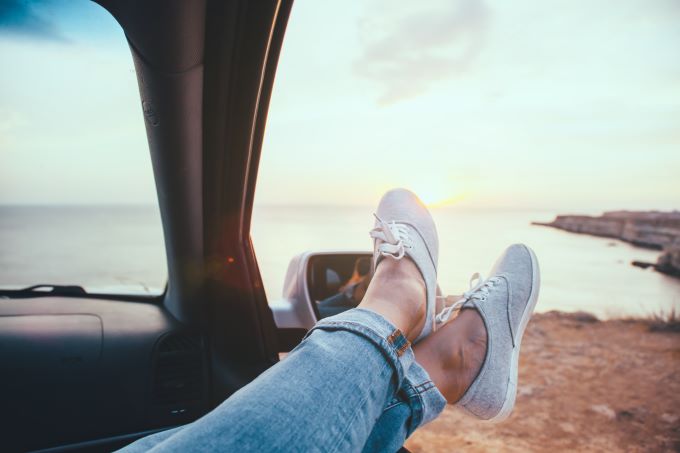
[0,2,166,295]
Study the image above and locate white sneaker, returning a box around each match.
[436,244,540,422]
[370,188,439,343]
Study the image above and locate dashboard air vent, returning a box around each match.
[153,333,206,406]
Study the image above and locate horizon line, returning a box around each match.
[0,202,677,215]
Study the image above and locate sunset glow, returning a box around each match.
[407,180,469,208]
[0,0,678,212]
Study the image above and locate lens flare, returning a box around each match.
[410,181,469,208]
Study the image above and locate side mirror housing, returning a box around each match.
[270,251,372,330]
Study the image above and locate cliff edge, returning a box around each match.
[407,312,680,452]
[533,211,680,277]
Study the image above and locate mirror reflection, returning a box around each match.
[307,254,372,319]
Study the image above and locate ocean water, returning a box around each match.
[252,205,680,318]
[1,205,679,318]
[0,205,167,294]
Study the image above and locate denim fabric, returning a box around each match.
[118,308,445,453]
[362,360,447,453]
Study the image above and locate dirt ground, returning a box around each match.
[406,312,680,452]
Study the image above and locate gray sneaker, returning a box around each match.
[436,243,540,422]
[370,188,439,343]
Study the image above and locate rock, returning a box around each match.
[534,215,627,240]
[571,311,600,323]
[616,410,634,421]
[656,242,680,277]
[614,407,649,423]
[517,385,534,398]
[661,413,679,424]
[534,211,680,250]
[632,260,655,270]
[591,404,617,420]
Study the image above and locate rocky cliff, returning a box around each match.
[533,211,680,277]
[657,237,680,277]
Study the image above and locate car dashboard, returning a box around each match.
[0,297,210,452]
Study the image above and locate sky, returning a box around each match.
[1,0,679,212]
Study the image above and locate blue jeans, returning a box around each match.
[118,308,446,452]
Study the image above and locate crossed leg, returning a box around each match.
[362,256,487,400]
[118,254,487,452]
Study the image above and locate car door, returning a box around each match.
[0,1,294,451]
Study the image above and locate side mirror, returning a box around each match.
[269,251,372,330]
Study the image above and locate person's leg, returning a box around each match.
[412,308,487,403]
[125,242,537,452]
[361,360,445,453]
[119,426,185,452]
[361,309,486,453]
[124,281,488,453]
[132,309,486,453]
[363,242,540,450]
[118,257,427,453]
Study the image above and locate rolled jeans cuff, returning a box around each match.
[402,361,447,430]
[305,308,414,387]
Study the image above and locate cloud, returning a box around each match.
[0,0,67,41]
[354,0,490,104]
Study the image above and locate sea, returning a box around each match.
[2,205,679,319]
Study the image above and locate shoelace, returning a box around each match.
[369,214,413,260]
[435,272,502,324]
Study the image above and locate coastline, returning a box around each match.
[532,211,680,278]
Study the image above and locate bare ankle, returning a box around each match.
[358,257,426,342]
[414,308,488,403]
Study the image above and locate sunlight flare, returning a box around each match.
[408,180,469,208]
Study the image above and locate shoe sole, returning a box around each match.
[487,245,540,423]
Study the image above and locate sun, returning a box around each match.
[412,182,468,208]
[425,193,468,208]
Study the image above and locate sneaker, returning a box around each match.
[436,243,540,422]
[370,188,439,343]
